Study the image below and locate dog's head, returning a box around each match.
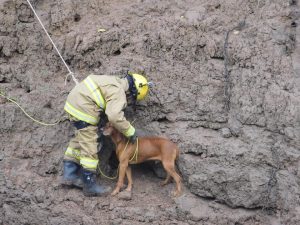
[102,122,124,144]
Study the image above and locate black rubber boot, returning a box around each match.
[82,169,111,196]
[61,161,83,188]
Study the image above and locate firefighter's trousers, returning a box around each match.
[64,125,99,172]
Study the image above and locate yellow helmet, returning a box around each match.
[131,73,149,101]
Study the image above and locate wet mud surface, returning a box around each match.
[1,0,300,224]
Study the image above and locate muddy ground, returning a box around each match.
[0,0,300,224]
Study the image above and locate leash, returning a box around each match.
[97,140,129,180]
[0,2,80,126]
[0,91,67,126]
[26,0,78,85]
[97,163,119,180]
[120,138,139,163]
[3,2,155,129]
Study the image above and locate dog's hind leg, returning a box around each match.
[162,161,182,197]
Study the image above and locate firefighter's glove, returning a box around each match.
[129,132,138,144]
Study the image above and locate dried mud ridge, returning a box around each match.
[1,0,300,225]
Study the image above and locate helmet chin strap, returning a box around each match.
[125,73,137,110]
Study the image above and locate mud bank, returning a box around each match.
[0,0,299,224]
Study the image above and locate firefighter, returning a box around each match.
[61,72,150,196]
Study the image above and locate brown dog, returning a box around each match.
[102,122,182,197]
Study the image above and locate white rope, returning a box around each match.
[26,0,79,85]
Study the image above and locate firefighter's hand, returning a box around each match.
[129,133,137,144]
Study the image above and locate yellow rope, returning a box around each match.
[0,91,65,126]
[26,0,78,85]
[129,138,139,163]
[97,164,119,180]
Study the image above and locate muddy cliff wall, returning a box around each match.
[0,0,299,224]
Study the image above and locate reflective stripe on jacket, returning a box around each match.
[64,102,99,125]
[83,76,106,109]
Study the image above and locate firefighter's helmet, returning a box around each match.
[128,73,150,101]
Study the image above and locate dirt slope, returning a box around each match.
[0,0,300,224]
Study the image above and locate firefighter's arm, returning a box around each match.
[104,86,135,137]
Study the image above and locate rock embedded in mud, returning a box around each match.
[220,127,232,138]
[117,190,132,201]
[34,188,46,203]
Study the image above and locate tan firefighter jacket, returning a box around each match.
[64,75,135,137]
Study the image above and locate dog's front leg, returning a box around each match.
[111,160,128,196]
[125,166,132,192]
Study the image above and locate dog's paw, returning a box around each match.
[160,181,169,186]
[125,187,132,192]
[171,190,182,198]
[111,189,119,196]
